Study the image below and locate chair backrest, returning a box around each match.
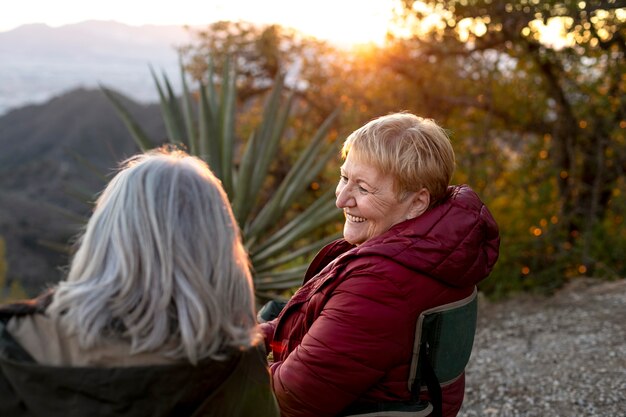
[408,287,478,394]
[338,288,479,417]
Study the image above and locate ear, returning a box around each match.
[406,188,430,220]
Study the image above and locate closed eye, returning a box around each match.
[339,174,370,194]
[357,185,369,194]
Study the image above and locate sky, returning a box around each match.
[0,0,398,46]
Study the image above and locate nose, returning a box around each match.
[335,181,355,209]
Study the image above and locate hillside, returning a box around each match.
[0,88,164,293]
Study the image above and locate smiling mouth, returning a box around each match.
[346,213,366,223]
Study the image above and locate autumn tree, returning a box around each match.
[388,0,626,292]
[178,21,422,126]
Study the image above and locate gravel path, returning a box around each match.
[459,278,626,417]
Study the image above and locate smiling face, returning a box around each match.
[335,152,430,245]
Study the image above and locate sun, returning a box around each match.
[162,0,397,47]
[253,0,396,47]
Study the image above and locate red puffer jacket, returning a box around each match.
[261,185,500,417]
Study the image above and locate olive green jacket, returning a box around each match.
[0,295,279,417]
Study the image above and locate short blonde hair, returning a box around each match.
[342,113,455,205]
[48,147,257,365]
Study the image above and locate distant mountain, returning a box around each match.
[0,20,197,115]
[0,88,164,293]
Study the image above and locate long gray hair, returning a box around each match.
[47,147,257,364]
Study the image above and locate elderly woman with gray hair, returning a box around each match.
[0,148,279,417]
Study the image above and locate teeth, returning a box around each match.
[346,213,366,223]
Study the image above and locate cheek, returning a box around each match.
[369,195,395,215]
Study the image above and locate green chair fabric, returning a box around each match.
[407,287,478,417]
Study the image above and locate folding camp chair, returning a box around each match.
[344,287,478,417]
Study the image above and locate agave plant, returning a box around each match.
[102,59,342,298]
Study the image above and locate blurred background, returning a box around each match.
[0,0,625,301]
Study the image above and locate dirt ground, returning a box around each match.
[458,278,626,417]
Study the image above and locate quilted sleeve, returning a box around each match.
[270,272,411,417]
[259,320,277,355]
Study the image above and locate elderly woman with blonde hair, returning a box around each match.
[260,113,500,417]
[0,147,279,417]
